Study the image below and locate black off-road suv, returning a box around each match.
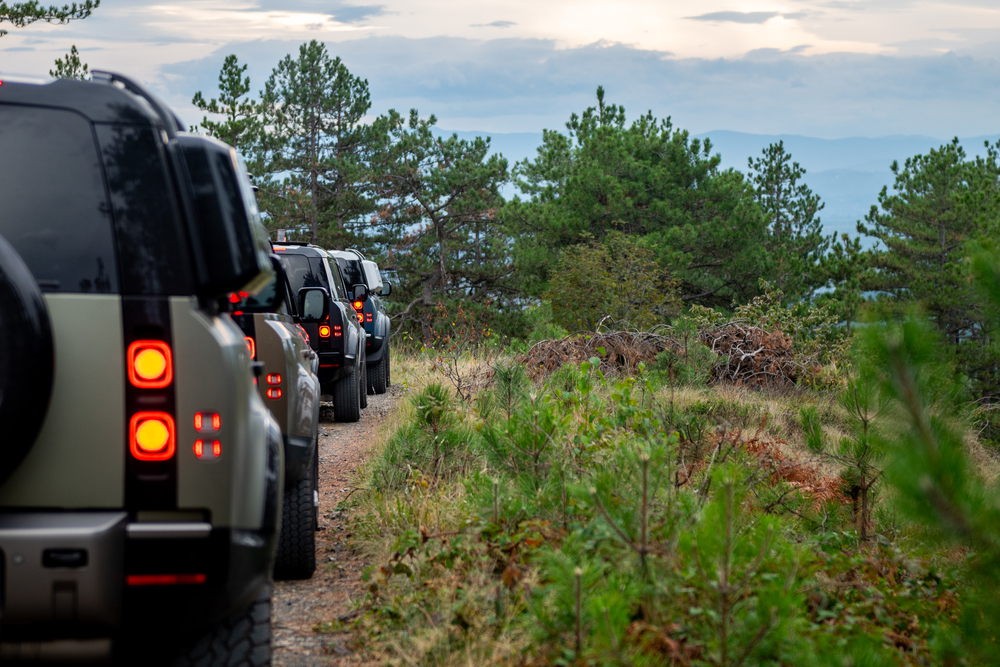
[0,73,281,665]
[329,250,392,395]
[274,243,368,422]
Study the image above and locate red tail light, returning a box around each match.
[353,300,363,310]
[319,325,331,338]
[266,374,282,385]
[244,336,256,359]
[267,388,282,400]
[333,325,342,337]
[127,341,172,389]
[127,573,207,587]
[366,313,373,323]
[130,412,175,461]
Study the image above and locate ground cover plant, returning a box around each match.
[334,334,992,666]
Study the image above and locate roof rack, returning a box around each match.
[90,71,184,138]
[274,241,311,246]
[345,248,365,260]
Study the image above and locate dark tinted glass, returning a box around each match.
[325,258,348,300]
[214,152,255,257]
[0,105,118,293]
[336,258,365,289]
[95,123,192,295]
[279,254,330,294]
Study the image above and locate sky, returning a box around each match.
[3,0,1000,139]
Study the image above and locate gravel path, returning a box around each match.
[273,386,402,667]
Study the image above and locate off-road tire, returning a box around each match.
[313,444,320,532]
[359,356,368,409]
[385,343,391,387]
[368,356,387,395]
[273,458,316,580]
[171,588,272,667]
[333,364,361,422]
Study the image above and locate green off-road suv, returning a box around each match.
[232,255,321,581]
[0,73,282,665]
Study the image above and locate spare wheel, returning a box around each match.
[0,232,55,485]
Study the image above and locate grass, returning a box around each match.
[331,350,990,666]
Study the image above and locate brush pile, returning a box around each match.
[700,323,800,388]
[523,331,679,380]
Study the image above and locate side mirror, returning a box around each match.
[297,287,330,323]
[353,284,369,302]
[380,281,392,296]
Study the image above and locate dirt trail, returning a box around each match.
[273,386,402,667]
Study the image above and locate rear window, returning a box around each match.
[336,258,365,289]
[279,254,330,295]
[0,105,118,293]
[95,123,192,295]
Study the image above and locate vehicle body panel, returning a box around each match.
[0,294,125,508]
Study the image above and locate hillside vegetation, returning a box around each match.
[175,43,1000,664]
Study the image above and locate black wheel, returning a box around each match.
[333,363,361,422]
[359,355,368,409]
[313,444,320,532]
[171,587,272,667]
[368,355,387,395]
[274,456,317,580]
[0,233,54,485]
[385,343,391,387]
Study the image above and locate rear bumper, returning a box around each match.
[0,512,276,644]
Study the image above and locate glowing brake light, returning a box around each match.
[194,412,220,432]
[130,412,175,461]
[127,341,172,389]
[353,300,363,310]
[266,374,282,385]
[127,573,207,587]
[267,388,282,400]
[229,293,240,304]
[319,325,331,338]
[357,312,363,324]
[244,336,256,359]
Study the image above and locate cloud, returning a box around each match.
[686,11,779,24]
[471,20,517,28]
[159,35,1000,141]
[329,3,386,24]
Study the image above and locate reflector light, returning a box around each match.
[129,412,175,461]
[212,441,221,457]
[357,313,363,324]
[319,325,331,338]
[233,310,243,316]
[366,313,373,322]
[333,325,342,337]
[229,293,240,304]
[353,300,363,310]
[244,336,256,359]
[194,413,203,430]
[127,341,172,388]
[194,440,203,457]
[267,388,282,400]
[266,373,282,385]
[239,291,249,298]
[212,413,221,430]
[127,573,207,587]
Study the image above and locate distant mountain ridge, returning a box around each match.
[437,128,1000,240]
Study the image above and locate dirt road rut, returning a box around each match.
[272,386,401,667]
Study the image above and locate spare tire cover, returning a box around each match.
[0,232,55,484]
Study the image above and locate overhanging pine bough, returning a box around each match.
[0,1,99,37]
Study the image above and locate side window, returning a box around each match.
[95,123,192,295]
[326,258,348,300]
[0,105,119,293]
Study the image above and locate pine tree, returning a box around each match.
[262,40,378,245]
[375,110,509,342]
[49,44,88,79]
[506,86,772,308]
[191,55,261,154]
[0,1,98,37]
[747,141,827,301]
